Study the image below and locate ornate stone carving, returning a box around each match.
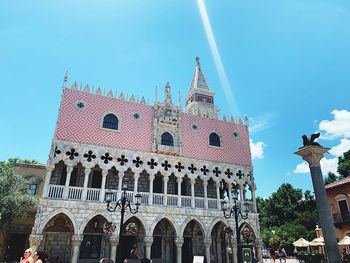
[109,236,119,246]
[203,237,212,247]
[143,236,154,246]
[295,145,329,167]
[72,235,84,246]
[174,238,184,247]
[29,234,44,247]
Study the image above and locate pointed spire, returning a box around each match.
[107,89,113,98]
[187,57,213,96]
[62,71,68,88]
[83,84,90,93]
[95,87,102,95]
[222,115,227,121]
[244,113,249,125]
[129,94,135,102]
[140,96,146,104]
[71,81,78,90]
[154,86,158,104]
[230,115,234,123]
[164,82,172,104]
[119,92,125,100]
[238,117,242,124]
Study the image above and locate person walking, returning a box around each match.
[20,248,34,263]
[269,248,276,263]
[33,251,45,263]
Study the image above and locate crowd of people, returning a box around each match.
[262,247,287,262]
[20,248,65,263]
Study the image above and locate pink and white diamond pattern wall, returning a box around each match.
[182,114,252,166]
[55,89,154,152]
[55,89,252,166]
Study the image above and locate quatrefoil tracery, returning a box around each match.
[66,148,79,160]
[133,157,143,168]
[225,168,233,179]
[213,167,221,177]
[175,162,184,172]
[161,160,171,171]
[54,146,61,157]
[84,151,96,162]
[147,159,158,169]
[188,164,197,174]
[200,165,209,175]
[117,155,128,166]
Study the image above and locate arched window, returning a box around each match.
[102,114,118,130]
[161,132,174,146]
[209,132,221,147]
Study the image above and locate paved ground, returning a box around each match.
[262,259,299,263]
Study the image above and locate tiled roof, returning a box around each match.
[325,176,350,190]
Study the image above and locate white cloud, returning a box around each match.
[319,110,350,139]
[293,157,339,176]
[250,139,265,160]
[329,139,350,156]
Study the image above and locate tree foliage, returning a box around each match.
[338,149,350,178]
[0,158,39,229]
[257,184,318,252]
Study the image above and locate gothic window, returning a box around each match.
[161,132,174,146]
[102,114,119,130]
[209,132,221,147]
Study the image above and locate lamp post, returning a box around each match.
[105,178,142,263]
[221,189,249,263]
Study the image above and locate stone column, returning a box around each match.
[204,237,212,263]
[190,178,195,208]
[163,176,169,206]
[100,170,108,202]
[117,172,124,200]
[165,237,172,263]
[144,236,153,259]
[177,177,183,207]
[109,236,119,262]
[250,185,257,213]
[42,165,55,198]
[29,234,44,255]
[203,180,208,209]
[216,183,221,209]
[174,238,184,263]
[231,239,238,263]
[149,174,155,205]
[228,183,233,207]
[239,185,244,203]
[254,238,263,263]
[63,166,73,199]
[134,173,140,203]
[216,238,222,263]
[295,145,341,263]
[71,235,83,263]
[81,168,91,201]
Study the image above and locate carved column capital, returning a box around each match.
[29,234,44,247]
[66,166,74,173]
[176,177,183,184]
[143,236,154,246]
[163,176,169,183]
[149,175,155,182]
[110,236,119,246]
[294,146,329,167]
[102,170,108,177]
[174,237,184,247]
[203,237,212,247]
[254,238,263,246]
[72,235,84,246]
[84,167,91,175]
[190,178,196,185]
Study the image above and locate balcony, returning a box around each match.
[46,184,254,212]
[332,212,350,228]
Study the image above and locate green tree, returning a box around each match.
[338,149,350,178]
[324,172,341,185]
[0,159,39,229]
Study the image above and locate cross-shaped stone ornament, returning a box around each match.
[188,164,197,174]
[101,153,113,164]
[175,162,184,172]
[84,150,96,162]
[117,155,128,166]
[66,148,79,160]
[132,157,143,168]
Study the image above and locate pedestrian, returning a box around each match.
[269,248,275,263]
[278,248,283,263]
[20,248,34,263]
[130,244,143,263]
[33,251,45,263]
[210,252,215,263]
[281,248,287,263]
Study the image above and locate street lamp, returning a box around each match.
[221,188,249,263]
[105,177,142,263]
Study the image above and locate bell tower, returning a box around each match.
[184,57,220,119]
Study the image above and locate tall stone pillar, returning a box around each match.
[254,238,263,263]
[149,174,155,205]
[134,173,140,203]
[29,234,44,255]
[216,238,222,263]
[144,236,153,259]
[250,185,257,212]
[177,177,183,207]
[239,185,244,203]
[231,239,238,263]
[228,183,232,207]
[203,180,208,209]
[109,236,119,262]
[117,172,124,200]
[165,237,172,263]
[81,168,91,201]
[163,176,169,206]
[203,237,212,263]
[63,166,73,199]
[71,235,83,263]
[216,183,221,209]
[42,165,55,198]
[100,170,108,202]
[190,178,195,208]
[174,238,184,263]
[295,144,341,263]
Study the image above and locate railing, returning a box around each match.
[181,196,191,207]
[153,193,164,205]
[46,184,256,212]
[208,198,218,209]
[332,213,350,224]
[48,185,64,199]
[167,194,178,207]
[68,186,83,200]
[195,197,205,208]
[86,188,101,201]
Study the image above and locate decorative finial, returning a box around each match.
[62,71,68,88]
[195,57,200,64]
[154,85,158,104]
[300,132,322,149]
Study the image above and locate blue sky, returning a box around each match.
[1,0,349,197]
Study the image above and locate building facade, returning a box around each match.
[29,59,261,263]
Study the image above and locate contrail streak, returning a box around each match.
[197,0,240,116]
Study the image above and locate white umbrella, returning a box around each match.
[293,238,310,247]
[338,236,350,246]
[309,237,324,246]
